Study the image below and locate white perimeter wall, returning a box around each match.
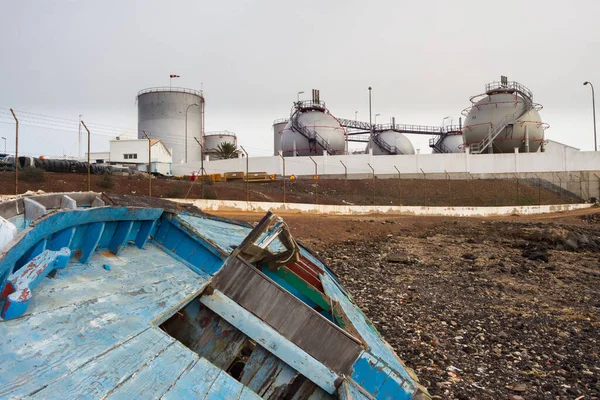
[173,148,600,178]
[170,199,592,217]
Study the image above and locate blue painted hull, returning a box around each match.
[0,193,430,399]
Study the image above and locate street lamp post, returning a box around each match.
[368,87,373,143]
[355,111,358,121]
[1,137,5,154]
[584,81,597,151]
[442,116,452,129]
[375,113,381,125]
[185,103,200,163]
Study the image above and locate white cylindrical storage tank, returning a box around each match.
[367,130,415,155]
[203,132,237,160]
[432,134,464,153]
[273,118,288,156]
[281,109,345,157]
[462,79,546,153]
[137,87,204,164]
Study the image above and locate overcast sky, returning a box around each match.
[1,0,599,156]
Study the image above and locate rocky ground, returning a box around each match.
[221,211,600,400]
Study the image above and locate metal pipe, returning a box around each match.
[9,109,18,195]
[185,103,200,163]
[583,81,597,151]
[241,146,249,202]
[142,130,152,197]
[81,120,91,192]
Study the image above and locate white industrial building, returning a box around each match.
[88,137,173,175]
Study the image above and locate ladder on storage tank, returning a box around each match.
[290,114,337,155]
[469,90,534,154]
[428,135,453,153]
[372,132,402,155]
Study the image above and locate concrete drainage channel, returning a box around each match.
[169,199,593,217]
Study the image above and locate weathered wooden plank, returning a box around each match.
[242,346,291,396]
[47,226,76,251]
[186,306,248,371]
[33,328,174,399]
[213,257,363,376]
[239,386,263,400]
[108,221,134,255]
[260,359,298,399]
[135,219,156,249]
[47,244,175,284]
[321,273,415,382]
[204,370,245,400]
[78,222,105,263]
[60,195,77,210]
[23,197,46,224]
[306,386,336,400]
[0,259,206,397]
[27,261,195,317]
[161,357,221,400]
[105,340,197,400]
[200,290,339,394]
[1,247,71,320]
[0,207,163,280]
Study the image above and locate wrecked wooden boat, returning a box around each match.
[0,192,430,399]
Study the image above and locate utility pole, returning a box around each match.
[368,87,373,145]
[194,137,205,199]
[279,153,286,203]
[10,109,18,195]
[142,130,152,197]
[78,114,82,158]
[81,120,91,192]
[583,81,597,151]
[241,146,249,202]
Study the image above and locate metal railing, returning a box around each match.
[136,87,204,98]
[485,80,533,102]
[292,100,327,112]
[428,136,453,153]
[290,115,336,155]
[372,132,402,155]
[469,113,517,153]
[339,118,446,135]
[272,118,289,125]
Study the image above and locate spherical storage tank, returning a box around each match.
[281,101,345,157]
[367,130,415,155]
[432,133,464,154]
[137,87,204,164]
[204,131,237,160]
[462,77,547,153]
[272,118,288,156]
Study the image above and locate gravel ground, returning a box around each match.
[221,211,600,400]
[314,218,600,399]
